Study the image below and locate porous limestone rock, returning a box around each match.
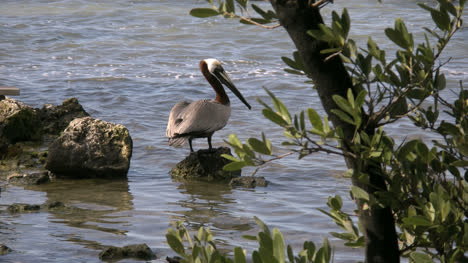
[7,171,50,186]
[99,244,155,261]
[229,176,269,188]
[45,117,133,178]
[170,147,241,181]
[39,97,89,135]
[0,98,41,143]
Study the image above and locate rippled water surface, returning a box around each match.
[0,0,467,262]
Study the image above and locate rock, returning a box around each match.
[170,147,241,181]
[0,137,7,159]
[230,176,269,188]
[166,256,182,263]
[7,171,50,185]
[0,98,41,143]
[41,200,65,209]
[7,203,41,213]
[99,243,155,261]
[39,97,89,135]
[0,244,11,255]
[45,117,133,178]
[6,201,65,214]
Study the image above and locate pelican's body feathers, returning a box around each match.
[166,58,250,152]
[166,99,231,147]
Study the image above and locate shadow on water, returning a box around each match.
[25,178,134,250]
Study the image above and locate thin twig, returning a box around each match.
[222,11,281,29]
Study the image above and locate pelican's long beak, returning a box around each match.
[215,69,251,110]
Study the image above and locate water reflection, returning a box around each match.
[26,178,133,248]
[171,180,253,233]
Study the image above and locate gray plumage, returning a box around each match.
[166,58,251,152]
[166,100,231,147]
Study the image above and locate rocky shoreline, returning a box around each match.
[0,96,133,182]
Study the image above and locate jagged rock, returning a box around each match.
[170,147,241,181]
[39,97,89,135]
[7,203,41,213]
[7,172,50,185]
[0,244,11,255]
[99,244,155,261]
[0,98,41,143]
[230,176,269,188]
[45,117,133,178]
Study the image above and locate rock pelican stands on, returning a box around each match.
[166,59,251,152]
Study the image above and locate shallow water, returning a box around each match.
[0,0,466,262]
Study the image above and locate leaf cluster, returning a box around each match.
[166,218,333,263]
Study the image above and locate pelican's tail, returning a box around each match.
[168,136,188,147]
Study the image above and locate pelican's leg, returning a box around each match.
[207,135,213,151]
[189,138,194,152]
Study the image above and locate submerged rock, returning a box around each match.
[0,98,41,143]
[6,201,65,214]
[170,147,241,181]
[99,243,155,261]
[0,244,11,255]
[230,176,269,188]
[7,171,50,185]
[45,117,133,178]
[7,203,41,213]
[39,97,89,135]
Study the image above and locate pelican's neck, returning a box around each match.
[200,60,230,105]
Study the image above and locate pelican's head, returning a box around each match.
[201,58,251,110]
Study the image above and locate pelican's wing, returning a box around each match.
[166,100,191,138]
[171,100,230,136]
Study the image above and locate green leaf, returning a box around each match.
[190,8,220,18]
[264,88,291,124]
[284,68,305,75]
[248,138,272,155]
[431,8,451,31]
[273,228,285,263]
[242,235,258,241]
[228,133,243,148]
[254,216,271,237]
[385,18,413,50]
[221,154,240,162]
[307,108,323,131]
[251,4,275,20]
[281,56,302,71]
[234,247,246,263]
[262,109,289,127]
[331,109,355,125]
[166,233,185,256]
[226,0,235,13]
[452,160,468,167]
[332,94,353,115]
[355,90,367,108]
[235,0,247,9]
[410,252,434,263]
[223,161,246,171]
[402,216,432,226]
[397,139,419,160]
[351,186,369,201]
[287,245,294,263]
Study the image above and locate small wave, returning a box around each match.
[68,76,130,82]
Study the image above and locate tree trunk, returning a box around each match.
[269,1,400,262]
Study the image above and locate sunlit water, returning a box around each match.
[0,0,466,262]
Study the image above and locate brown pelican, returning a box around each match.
[166,58,251,152]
